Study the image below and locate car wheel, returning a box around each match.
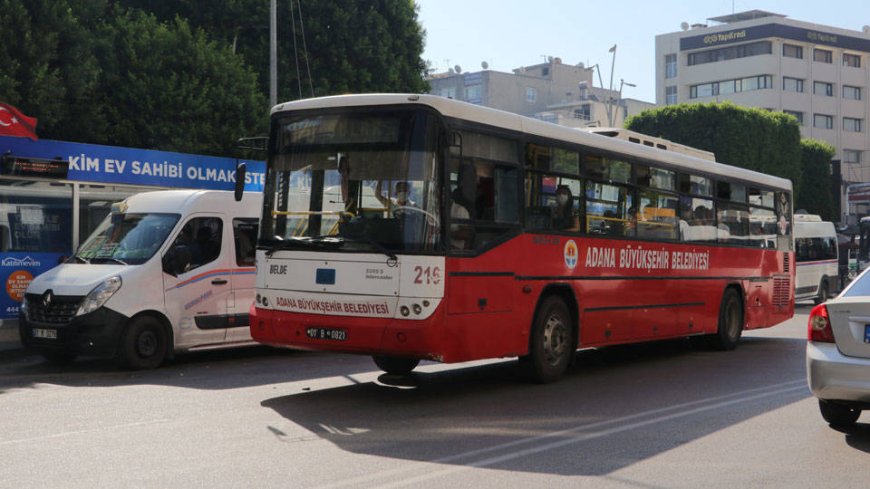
[819,400,861,427]
[525,295,573,383]
[118,316,168,370]
[372,356,420,375]
[813,280,829,305]
[710,288,743,351]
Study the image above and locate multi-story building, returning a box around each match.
[427,57,654,129]
[656,10,870,219]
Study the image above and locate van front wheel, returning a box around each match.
[118,316,168,370]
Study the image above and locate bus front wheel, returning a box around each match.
[525,296,573,383]
[372,356,419,375]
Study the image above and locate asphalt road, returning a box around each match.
[1,304,869,488]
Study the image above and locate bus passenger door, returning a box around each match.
[163,216,231,348]
[227,218,258,343]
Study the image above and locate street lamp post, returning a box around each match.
[613,79,636,126]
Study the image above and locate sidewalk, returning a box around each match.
[0,324,21,354]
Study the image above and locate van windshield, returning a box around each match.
[76,213,180,265]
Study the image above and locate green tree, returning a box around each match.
[0,0,109,142]
[100,11,267,155]
[120,0,430,102]
[625,102,803,199]
[798,139,836,220]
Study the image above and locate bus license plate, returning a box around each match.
[306,327,346,341]
[33,328,57,340]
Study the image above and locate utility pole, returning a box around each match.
[270,0,277,108]
[606,45,617,126]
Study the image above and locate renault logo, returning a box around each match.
[42,290,53,308]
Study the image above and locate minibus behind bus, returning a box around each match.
[794,213,838,304]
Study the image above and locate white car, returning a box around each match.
[806,267,870,427]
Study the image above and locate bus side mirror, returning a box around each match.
[235,137,267,153]
[234,163,247,202]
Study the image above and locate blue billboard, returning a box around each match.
[0,135,265,191]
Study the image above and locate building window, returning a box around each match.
[814,48,832,63]
[689,75,772,99]
[526,87,537,103]
[813,81,834,97]
[814,114,834,129]
[782,77,804,93]
[439,87,456,99]
[573,104,591,121]
[665,54,677,78]
[844,117,863,132]
[465,84,482,103]
[665,85,677,105]
[687,41,771,66]
[783,44,803,59]
[844,53,861,68]
[844,149,862,164]
[844,85,862,100]
[784,110,804,125]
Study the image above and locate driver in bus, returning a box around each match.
[375,180,416,215]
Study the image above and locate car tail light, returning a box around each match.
[808,304,835,343]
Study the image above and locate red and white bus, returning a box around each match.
[249,94,794,382]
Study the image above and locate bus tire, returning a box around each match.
[526,295,573,383]
[372,356,419,375]
[118,316,168,370]
[814,279,829,305]
[711,288,743,351]
[818,400,861,427]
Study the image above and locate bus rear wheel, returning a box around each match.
[710,288,743,351]
[525,296,573,383]
[372,356,419,375]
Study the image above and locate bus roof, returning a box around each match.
[271,94,792,193]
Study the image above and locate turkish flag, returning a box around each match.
[0,103,38,141]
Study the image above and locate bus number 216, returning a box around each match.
[414,266,441,285]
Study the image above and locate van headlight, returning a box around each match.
[76,276,122,316]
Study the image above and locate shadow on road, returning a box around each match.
[261,335,811,477]
[0,346,377,392]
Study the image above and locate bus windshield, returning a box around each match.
[262,108,442,253]
[76,213,180,265]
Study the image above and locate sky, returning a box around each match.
[416,0,870,102]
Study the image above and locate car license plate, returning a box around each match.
[865,325,870,344]
[33,328,57,340]
[306,327,346,341]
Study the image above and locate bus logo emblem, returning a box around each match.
[564,240,578,269]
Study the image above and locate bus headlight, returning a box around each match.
[76,276,122,316]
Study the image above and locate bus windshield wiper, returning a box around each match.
[334,236,397,261]
[264,236,342,256]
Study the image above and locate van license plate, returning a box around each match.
[33,328,57,340]
[306,327,346,341]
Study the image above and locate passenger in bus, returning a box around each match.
[552,185,579,231]
[624,206,638,236]
[450,188,472,250]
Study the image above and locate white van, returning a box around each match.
[18,189,261,369]
[794,213,839,304]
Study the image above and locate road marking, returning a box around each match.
[314,379,807,489]
[0,419,171,446]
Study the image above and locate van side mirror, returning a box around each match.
[234,163,247,202]
[162,245,192,276]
